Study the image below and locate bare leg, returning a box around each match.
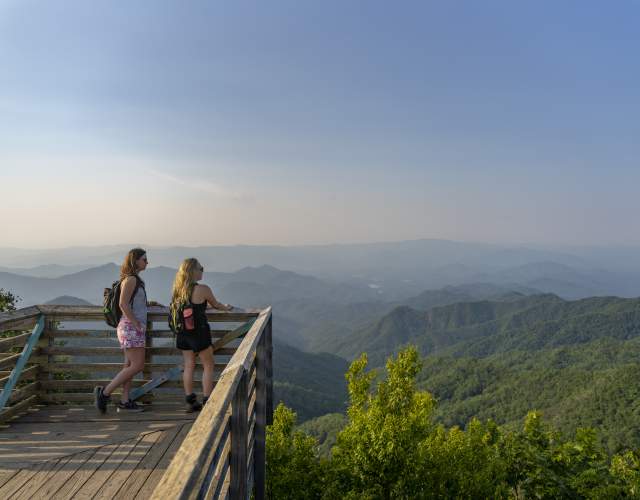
[104,348,145,397]
[121,355,132,402]
[198,346,215,397]
[182,350,196,395]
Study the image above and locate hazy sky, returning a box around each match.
[1,1,638,248]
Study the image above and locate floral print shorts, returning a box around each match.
[116,319,146,349]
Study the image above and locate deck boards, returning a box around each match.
[0,404,197,499]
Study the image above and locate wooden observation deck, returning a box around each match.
[0,305,273,499]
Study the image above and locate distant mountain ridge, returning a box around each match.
[329,294,640,366]
[3,239,640,298]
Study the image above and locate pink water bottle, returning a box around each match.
[183,307,194,331]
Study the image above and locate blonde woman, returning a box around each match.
[95,248,148,413]
[170,258,232,412]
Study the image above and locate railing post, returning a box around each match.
[45,316,55,392]
[230,368,248,499]
[254,332,267,500]
[265,315,273,425]
[144,317,153,403]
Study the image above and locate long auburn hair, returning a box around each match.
[170,258,201,311]
[120,248,147,280]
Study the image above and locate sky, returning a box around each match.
[1,0,639,248]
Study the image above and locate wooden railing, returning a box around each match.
[0,304,273,499]
[152,307,273,499]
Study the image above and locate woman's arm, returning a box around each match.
[201,285,233,311]
[119,277,143,329]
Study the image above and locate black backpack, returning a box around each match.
[103,276,143,328]
[168,285,195,335]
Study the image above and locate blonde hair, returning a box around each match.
[170,258,201,311]
[120,248,146,280]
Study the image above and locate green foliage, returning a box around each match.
[266,403,324,500]
[0,288,21,341]
[327,348,435,499]
[267,347,640,499]
[0,288,18,312]
[418,338,640,453]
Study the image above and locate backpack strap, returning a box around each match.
[126,275,144,305]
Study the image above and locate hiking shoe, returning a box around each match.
[94,386,110,414]
[117,399,144,413]
[185,393,202,413]
[202,395,209,406]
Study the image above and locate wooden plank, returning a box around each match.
[40,379,209,390]
[40,346,236,356]
[92,430,163,499]
[44,329,232,339]
[204,433,230,500]
[212,319,256,351]
[24,448,95,498]
[0,365,39,386]
[43,329,116,339]
[0,306,40,332]
[12,454,74,500]
[7,381,38,405]
[0,315,44,412]
[40,393,154,404]
[0,469,15,488]
[265,315,273,425]
[0,461,49,497]
[0,395,38,423]
[69,435,142,499]
[43,362,228,373]
[12,404,197,424]
[150,366,243,499]
[198,421,230,498]
[0,332,31,351]
[50,441,123,499]
[129,365,184,401]
[230,369,248,500]
[136,423,193,499]
[225,308,271,373]
[36,304,260,322]
[113,424,183,499]
[253,334,267,500]
[0,354,20,371]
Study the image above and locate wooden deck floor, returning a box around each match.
[0,404,198,499]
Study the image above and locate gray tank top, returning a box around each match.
[130,279,147,325]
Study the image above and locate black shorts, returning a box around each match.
[176,327,212,353]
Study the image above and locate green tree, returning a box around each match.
[327,348,435,499]
[0,288,18,312]
[266,403,324,500]
[266,346,640,499]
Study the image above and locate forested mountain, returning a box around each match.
[272,340,348,422]
[418,338,640,453]
[298,293,640,452]
[330,294,640,365]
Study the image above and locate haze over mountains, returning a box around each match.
[2,239,640,303]
[3,238,640,436]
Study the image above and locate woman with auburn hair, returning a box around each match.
[95,248,149,413]
[170,258,232,412]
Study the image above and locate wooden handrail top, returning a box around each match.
[0,306,41,332]
[34,305,260,321]
[0,305,261,331]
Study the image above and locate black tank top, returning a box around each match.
[189,300,210,331]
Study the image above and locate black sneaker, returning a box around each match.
[94,386,110,414]
[117,399,144,413]
[185,393,202,413]
[202,395,209,406]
